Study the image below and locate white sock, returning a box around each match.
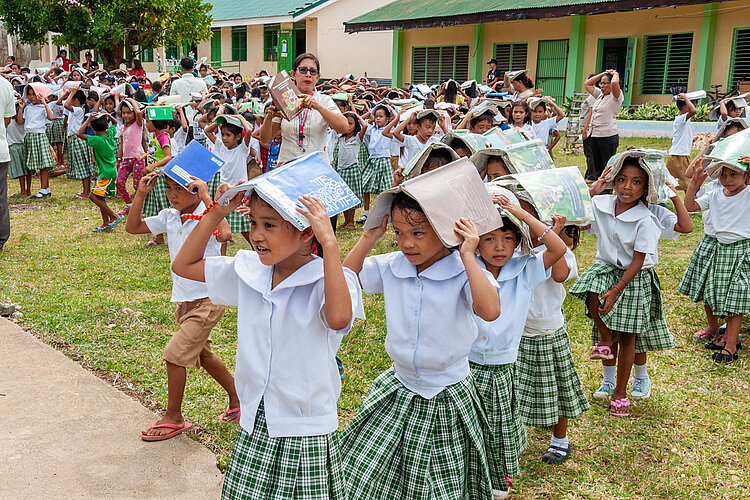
[602,365,616,384]
[634,362,649,380]
[550,435,569,450]
[364,210,369,216]
[41,188,50,194]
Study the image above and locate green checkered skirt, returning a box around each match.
[357,141,369,170]
[361,157,393,195]
[222,401,348,500]
[704,239,750,317]
[67,135,97,180]
[677,234,718,302]
[23,132,55,172]
[515,326,590,428]
[143,174,169,218]
[470,362,526,485]
[570,263,674,352]
[340,367,493,499]
[333,142,363,209]
[45,118,65,144]
[226,208,251,233]
[8,143,29,179]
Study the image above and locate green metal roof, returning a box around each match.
[210,0,331,22]
[345,0,709,32]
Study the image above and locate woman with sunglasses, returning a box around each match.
[262,53,348,165]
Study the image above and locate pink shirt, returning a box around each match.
[121,121,144,159]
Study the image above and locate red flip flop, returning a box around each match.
[141,421,193,441]
[219,407,241,423]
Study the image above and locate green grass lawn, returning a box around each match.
[2,137,749,499]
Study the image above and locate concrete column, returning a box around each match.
[695,3,718,91]
[565,15,586,98]
[471,23,485,83]
[392,29,404,88]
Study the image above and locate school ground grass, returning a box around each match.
[2,136,749,499]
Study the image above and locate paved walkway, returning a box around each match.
[0,317,224,499]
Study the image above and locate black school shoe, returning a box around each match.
[705,341,742,351]
[712,349,738,363]
[541,444,572,464]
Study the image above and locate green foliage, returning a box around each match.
[617,102,712,122]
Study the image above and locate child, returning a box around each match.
[46,96,66,171]
[457,108,504,134]
[473,150,512,181]
[341,195,501,499]
[570,158,675,416]
[471,195,566,495]
[7,103,30,197]
[203,112,253,244]
[17,85,55,198]
[684,157,750,363]
[171,188,363,498]
[333,111,367,229]
[530,97,565,155]
[667,93,697,191]
[716,97,745,130]
[76,112,122,232]
[62,89,97,200]
[170,105,189,156]
[125,173,238,440]
[141,117,173,245]
[388,109,443,166]
[115,98,146,215]
[509,101,533,134]
[358,105,395,224]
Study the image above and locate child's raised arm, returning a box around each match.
[684,163,707,213]
[203,120,218,145]
[186,177,231,242]
[125,172,159,234]
[676,93,697,120]
[175,105,188,132]
[237,114,253,147]
[75,114,92,140]
[547,96,566,122]
[127,98,143,127]
[454,218,501,321]
[297,196,353,330]
[666,182,693,234]
[382,112,400,139]
[343,215,389,275]
[392,113,412,142]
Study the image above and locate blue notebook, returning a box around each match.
[161,141,225,189]
[217,152,360,230]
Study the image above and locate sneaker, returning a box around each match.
[631,377,652,400]
[593,380,614,400]
[356,214,368,224]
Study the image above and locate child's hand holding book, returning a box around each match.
[297,195,336,248]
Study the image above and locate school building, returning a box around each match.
[345,0,750,106]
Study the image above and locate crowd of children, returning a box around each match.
[3,55,750,500]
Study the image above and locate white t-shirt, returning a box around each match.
[22,104,49,134]
[401,134,438,166]
[211,138,250,185]
[697,179,722,237]
[48,102,65,120]
[65,107,85,137]
[531,117,557,147]
[6,119,25,145]
[696,185,750,244]
[0,77,15,162]
[335,134,362,170]
[524,247,578,335]
[669,113,694,156]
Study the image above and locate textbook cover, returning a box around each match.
[402,142,460,180]
[217,152,360,230]
[441,130,491,156]
[146,106,173,120]
[161,141,225,189]
[704,128,750,177]
[499,139,554,173]
[483,127,528,148]
[491,166,594,226]
[483,184,532,254]
[269,70,303,122]
[364,157,502,247]
[606,149,678,203]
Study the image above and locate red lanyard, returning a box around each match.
[298,108,310,149]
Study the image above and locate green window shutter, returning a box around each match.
[412,45,470,84]
[729,28,750,89]
[263,25,280,62]
[454,45,469,81]
[641,33,693,94]
[511,43,528,71]
[231,26,247,62]
[140,47,153,63]
[211,29,221,63]
[412,47,427,83]
[494,43,528,73]
[165,43,180,60]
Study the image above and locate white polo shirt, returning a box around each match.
[359,250,498,399]
[364,124,392,159]
[210,138,250,185]
[170,73,208,125]
[696,185,750,244]
[22,104,49,134]
[205,251,364,437]
[524,247,578,336]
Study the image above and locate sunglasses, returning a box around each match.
[296,66,319,76]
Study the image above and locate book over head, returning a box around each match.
[704,128,750,178]
[483,127,528,148]
[161,141,225,190]
[146,106,173,121]
[495,139,554,173]
[402,142,460,180]
[483,184,533,254]
[441,130,491,156]
[269,70,303,122]
[217,152,360,230]
[364,157,502,248]
[606,149,676,203]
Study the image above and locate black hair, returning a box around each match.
[726,101,738,112]
[250,87,261,98]
[621,156,650,203]
[423,148,454,172]
[415,113,437,126]
[91,116,109,132]
[391,192,426,224]
[221,122,243,137]
[444,80,459,104]
[564,226,580,251]
[87,90,99,101]
[170,117,182,130]
[373,105,393,120]
[464,81,478,98]
[180,57,194,70]
[240,111,255,123]
[151,80,163,93]
[151,119,170,131]
[511,100,532,125]
[72,90,87,105]
[21,67,30,73]
[292,52,320,73]
[723,122,744,136]
[470,111,494,129]
[499,216,521,246]
[133,89,148,103]
[343,111,361,135]
[513,74,534,89]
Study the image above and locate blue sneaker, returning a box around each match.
[593,380,614,400]
[631,378,652,400]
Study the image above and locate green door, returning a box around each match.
[276,30,294,73]
[622,36,638,106]
[536,39,569,103]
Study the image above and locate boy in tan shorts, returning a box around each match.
[126,172,240,441]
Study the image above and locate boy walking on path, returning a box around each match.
[667,93,697,191]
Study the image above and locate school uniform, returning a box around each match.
[332,134,363,209]
[341,251,496,499]
[531,117,557,147]
[570,195,674,352]
[696,185,750,317]
[45,102,65,145]
[142,132,171,218]
[666,113,694,190]
[515,248,590,428]
[145,201,224,369]
[65,106,96,180]
[361,124,394,194]
[22,104,56,172]
[204,251,364,500]
[470,254,548,488]
[678,180,721,302]
[401,134,439,166]
[211,138,251,232]
[7,119,29,180]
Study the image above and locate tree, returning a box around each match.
[0,0,213,69]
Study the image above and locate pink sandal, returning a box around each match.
[693,328,717,340]
[590,344,614,360]
[218,407,241,423]
[609,398,631,417]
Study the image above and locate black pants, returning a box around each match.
[185,126,195,146]
[583,137,595,180]
[0,161,9,250]
[587,134,619,181]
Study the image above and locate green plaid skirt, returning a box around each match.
[333,141,363,210]
[8,143,29,179]
[361,157,393,195]
[67,135,97,180]
[515,326,590,428]
[570,263,674,352]
[704,239,750,317]
[23,132,55,172]
[340,367,494,499]
[226,208,251,233]
[222,401,348,500]
[677,234,718,302]
[45,118,65,144]
[357,141,369,170]
[470,362,526,485]
[143,174,169,218]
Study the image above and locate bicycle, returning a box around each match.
[706,83,740,107]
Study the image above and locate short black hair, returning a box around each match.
[87,90,99,101]
[343,112,361,135]
[180,57,194,70]
[91,116,109,132]
[423,148,453,172]
[415,114,437,126]
[72,90,87,105]
[221,122,243,137]
[470,111,494,129]
[391,192,425,222]
[499,216,521,245]
[151,119,170,131]
[676,99,687,111]
[151,80,163,93]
